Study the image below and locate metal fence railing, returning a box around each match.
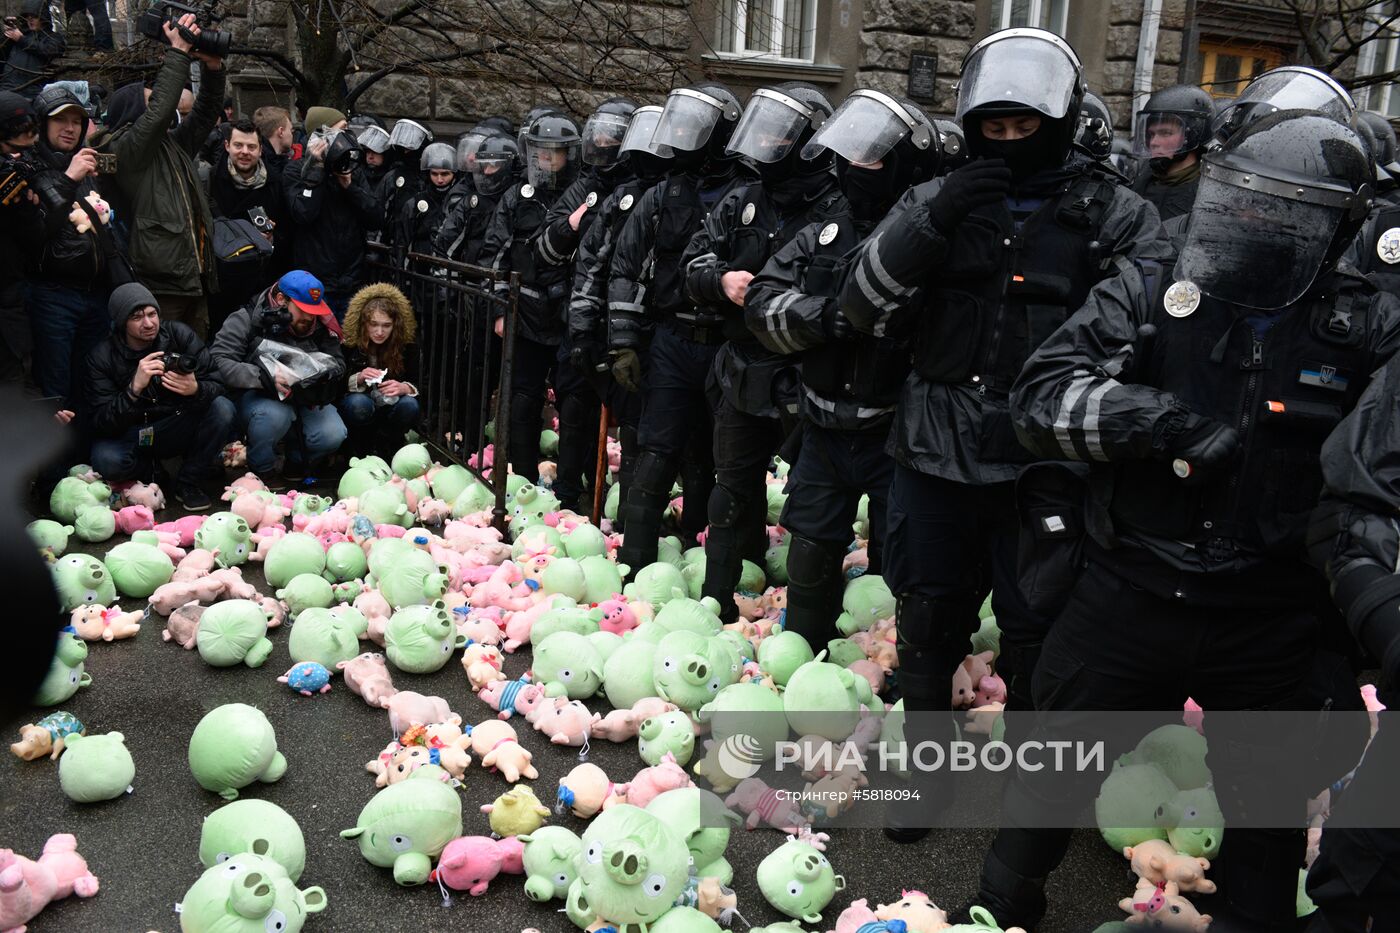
[364,242,520,534]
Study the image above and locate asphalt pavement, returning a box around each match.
[1,492,1131,933]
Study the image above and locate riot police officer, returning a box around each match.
[396,141,458,259]
[1347,111,1400,295]
[837,26,1170,833]
[608,83,750,571]
[380,118,433,250]
[1131,84,1213,219]
[1076,90,1121,172]
[681,82,839,622]
[435,133,518,265]
[746,90,941,646]
[482,112,582,483]
[350,122,393,222]
[537,98,638,511]
[976,110,1393,932]
[1211,65,1355,146]
[567,104,675,530]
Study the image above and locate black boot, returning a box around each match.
[782,534,847,652]
[617,451,676,573]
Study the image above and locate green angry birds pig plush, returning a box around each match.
[519,825,583,902]
[638,710,697,766]
[645,788,739,884]
[783,656,874,742]
[652,594,724,637]
[1095,762,1176,852]
[73,504,116,543]
[452,480,496,518]
[50,476,105,523]
[358,484,412,528]
[533,631,604,699]
[1119,724,1211,792]
[28,518,73,560]
[841,574,895,631]
[430,463,473,503]
[577,804,691,927]
[624,563,688,608]
[391,443,432,479]
[276,573,335,620]
[756,838,845,924]
[1161,785,1224,859]
[197,599,274,668]
[288,606,361,671]
[105,540,174,597]
[50,552,116,611]
[765,542,790,587]
[58,731,134,802]
[511,525,564,560]
[697,681,789,764]
[323,540,368,583]
[342,766,463,885]
[603,637,658,710]
[177,852,326,933]
[579,554,625,604]
[188,703,287,800]
[563,522,608,559]
[33,632,91,706]
[264,533,328,589]
[376,548,450,609]
[531,602,603,646]
[653,630,726,711]
[200,799,306,881]
[384,600,464,673]
[757,630,815,688]
[195,512,254,567]
[651,906,723,933]
[542,557,588,602]
[510,484,560,534]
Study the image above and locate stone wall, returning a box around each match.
[854,0,977,115]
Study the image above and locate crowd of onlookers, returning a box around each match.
[2,18,442,509]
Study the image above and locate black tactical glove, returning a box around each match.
[821,301,853,341]
[925,158,1013,235]
[570,339,604,378]
[610,348,641,392]
[1163,410,1240,484]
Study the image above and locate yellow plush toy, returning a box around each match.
[480,785,549,837]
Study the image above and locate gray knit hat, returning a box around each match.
[108,282,159,325]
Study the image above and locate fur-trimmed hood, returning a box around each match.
[343,282,416,348]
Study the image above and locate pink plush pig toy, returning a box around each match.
[430,835,525,896]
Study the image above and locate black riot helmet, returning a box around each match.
[1076,91,1115,162]
[479,114,515,137]
[653,82,743,170]
[353,123,392,155]
[1357,111,1400,183]
[456,124,503,173]
[1211,67,1355,148]
[955,28,1087,181]
[618,103,674,183]
[581,97,638,173]
[472,134,519,196]
[348,113,386,131]
[933,119,968,172]
[525,113,581,191]
[728,82,833,183]
[804,89,939,226]
[1133,84,1213,172]
[388,118,432,156]
[518,104,564,154]
[420,141,457,180]
[1176,110,1373,311]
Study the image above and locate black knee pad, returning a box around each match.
[707,483,745,530]
[786,535,843,590]
[632,450,677,499]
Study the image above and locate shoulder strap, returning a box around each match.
[1055,174,1116,236]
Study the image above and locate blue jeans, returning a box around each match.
[28,282,112,404]
[338,392,420,454]
[212,390,348,473]
[89,402,234,484]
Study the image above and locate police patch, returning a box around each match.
[1299,364,1350,392]
[395,176,405,188]
[416,200,429,213]
[818,222,839,246]
[741,202,756,224]
[1378,227,1400,265]
[470,194,479,208]
[1163,280,1201,318]
[620,194,634,211]
[586,191,598,207]
[521,183,535,199]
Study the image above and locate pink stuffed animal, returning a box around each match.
[231,492,291,532]
[532,700,593,747]
[479,677,547,720]
[829,898,891,933]
[173,548,219,582]
[515,546,556,586]
[951,651,996,709]
[162,601,204,648]
[556,763,627,818]
[1119,879,1211,930]
[596,596,639,635]
[354,589,393,645]
[456,608,507,647]
[258,596,287,630]
[501,597,558,654]
[121,481,165,511]
[973,673,1007,707]
[590,709,638,743]
[221,440,247,469]
[623,753,694,809]
[430,836,525,895]
[472,563,537,619]
[841,548,869,578]
[148,576,228,615]
[462,642,506,692]
[222,473,266,501]
[847,659,886,695]
[0,834,99,931]
[70,605,142,642]
[470,720,539,782]
[1124,839,1216,894]
[725,777,809,834]
[336,652,399,709]
[154,514,206,548]
[873,891,952,933]
[386,691,457,736]
[114,504,155,535]
[417,497,452,525]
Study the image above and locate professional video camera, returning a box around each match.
[137,0,232,57]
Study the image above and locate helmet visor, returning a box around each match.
[388,119,431,150]
[456,131,490,171]
[1219,68,1355,127]
[620,106,673,158]
[354,124,391,154]
[420,142,456,172]
[727,90,811,163]
[802,90,916,164]
[956,33,1080,121]
[526,138,581,189]
[654,90,725,152]
[582,112,630,167]
[1131,112,1207,159]
[1175,172,1340,309]
[472,154,514,195]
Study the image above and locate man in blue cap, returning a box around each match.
[208,269,347,489]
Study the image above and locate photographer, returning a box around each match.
[208,270,347,489]
[208,117,287,332]
[1,0,64,99]
[85,283,230,510]
[283,126,380,319]
[26,85,127,407]
[89,12,224,337]
[0,91,42,386]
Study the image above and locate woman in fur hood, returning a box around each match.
[338,282,421,455]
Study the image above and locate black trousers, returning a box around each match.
[506,334,558,484]
[702,398,782,622]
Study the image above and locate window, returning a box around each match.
[717,0,817,62]
[1199,41,1283,99]
[1356,4,1400,117]
[995,0,1069,36]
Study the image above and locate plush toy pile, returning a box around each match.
[14,441,1367,930]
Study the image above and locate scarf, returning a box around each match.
[227,156,268,189]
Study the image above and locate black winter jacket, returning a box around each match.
[482,179,572,345]
[210,290,346,395]
[85,322,223,437]
[0,27,64,96]
[283,157,382,297]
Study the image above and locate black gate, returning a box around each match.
[364,243,520,533]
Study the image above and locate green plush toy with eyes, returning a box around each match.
[199,799,306,882]
[756,838,845,924]
[533,630,605,699]
[341,765,462,885]
[577,804,691,928]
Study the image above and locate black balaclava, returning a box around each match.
[966,108,1074,185]
[837,155,903,230]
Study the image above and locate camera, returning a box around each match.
[94,152,118,175]
[0,152,40,207]
[247,205,274,232]
[137,0,232,58]
[162,351,196,375]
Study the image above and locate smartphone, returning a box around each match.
[94,153,118,175]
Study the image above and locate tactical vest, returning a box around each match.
[798,216,910,418]
[649,175,706,322]
[1357,202,1400,296]
[914,174,1115,397]
[507,183,569,336]
[1110,279,1376,556]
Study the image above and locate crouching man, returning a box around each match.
[84,282,231,510]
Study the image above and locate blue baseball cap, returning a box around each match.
[276,270,342,335]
